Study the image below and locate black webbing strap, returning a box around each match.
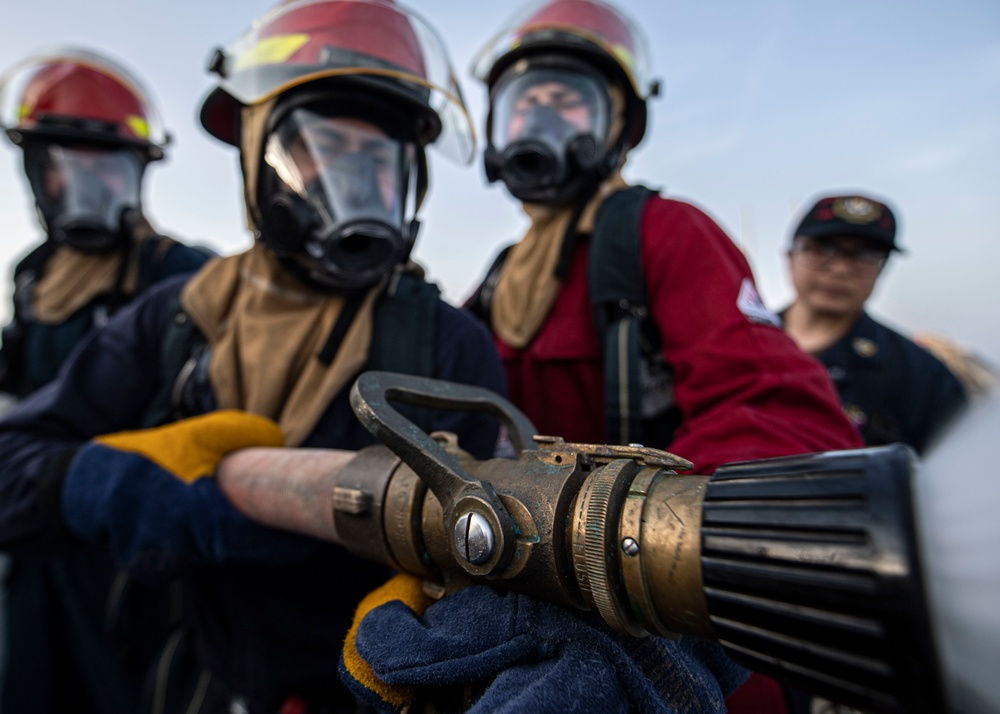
[366,271,440,432]
[588,186,655,446]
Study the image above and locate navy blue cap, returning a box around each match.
[794,194,901,252]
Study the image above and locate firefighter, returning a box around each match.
[464,0,859,470]
[0,3,503,712]
[0,48,210,714]
[0,48,210,400]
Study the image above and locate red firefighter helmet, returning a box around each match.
[473,0,659,148]
[199,0,474,164]
[0,47,170,161]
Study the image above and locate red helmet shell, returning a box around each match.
[254,0,427,79]
[199,0,476,159]
[19,62,150,141]
[520,0,638,74]
[1,49,169,159]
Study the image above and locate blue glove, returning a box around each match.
[341,577,748,713]
[61,410,320,580]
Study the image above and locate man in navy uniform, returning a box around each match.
[782,192,968,454]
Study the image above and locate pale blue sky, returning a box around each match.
[1,0,998,359]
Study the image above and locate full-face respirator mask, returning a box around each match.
[484,60,617,204]
[24,141,143,252]
[257,101,421,292]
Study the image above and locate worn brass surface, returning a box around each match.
[382,463,435,579]
[351,373,526,576]
[387,448,587,608]
[571,459,648,636]
[334,433,712,638]
[331,487,372,516]
[331,445,400,568]
[618,466,677,638]
[419,485,448,577]
[533,436,693,470]
[640,475,713,638]
[346,374,710,634]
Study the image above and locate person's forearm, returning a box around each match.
[216,447,356,543]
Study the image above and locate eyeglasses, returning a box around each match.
[792,239,889,277]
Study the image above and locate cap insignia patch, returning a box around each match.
[833,197,881,224]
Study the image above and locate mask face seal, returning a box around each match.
[258,107,419,292]
[25,143,143,252]
[485,63,613,204]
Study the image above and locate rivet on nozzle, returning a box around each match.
[454,512,495,566]
[621,537,640,557]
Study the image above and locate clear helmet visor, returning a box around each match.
[260,107,418,289]
[27,144,142,250]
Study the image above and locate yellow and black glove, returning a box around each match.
[93,409,283,483]
[341,573,436,710]
[59,410,314,580]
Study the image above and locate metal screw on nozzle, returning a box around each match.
[621,537,640,557]
[454,512,495,565]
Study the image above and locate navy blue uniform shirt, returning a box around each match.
[811,311,968,454]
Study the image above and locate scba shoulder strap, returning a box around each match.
[367,270,441,434]
[588,186,679,447]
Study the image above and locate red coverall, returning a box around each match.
[492,194,864,713]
